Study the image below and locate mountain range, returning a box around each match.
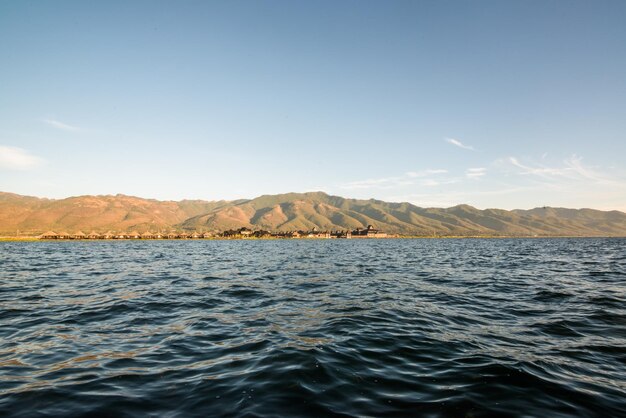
[1,191,625,237]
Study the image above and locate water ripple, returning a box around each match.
[1,238,625,417]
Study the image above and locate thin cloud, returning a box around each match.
[445,137,474,150]
[341,169,448,190]
[389,186,537,208]
[563,154,614,184]
[341,176,410,189]
[406,169,448,178]
[0,146,45,170]
[387,188,516,207]
[44,119,80,132]
[466,167,486,178]
[508,155,617,184]
[381,155,625,211]
[508,157,568,177]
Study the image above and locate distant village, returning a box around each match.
[38,225,389,240]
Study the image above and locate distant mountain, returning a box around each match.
[1,191,625,237]
[0,192,229,235]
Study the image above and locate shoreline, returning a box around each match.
[1,235,625,242]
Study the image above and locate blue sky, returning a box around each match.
[1,0,625,210]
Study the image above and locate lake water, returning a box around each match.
[0,238,625,417]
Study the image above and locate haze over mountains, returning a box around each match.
[1,191,625,237]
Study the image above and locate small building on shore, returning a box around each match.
[72,231,87,240]
[37,224,387,240]
[351,225,387,238]
[222,227,253,238]
[252,230,271,238]
[305,229,331,238]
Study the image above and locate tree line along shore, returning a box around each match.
[36,225,389,240]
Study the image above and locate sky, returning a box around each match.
[1,0,625,210]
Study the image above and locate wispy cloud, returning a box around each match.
[563,154,613,183]
[389,186,534,208]
[341,169,448,190]
[43,118,80,132]
[445,137,474,150]
[0,146,45,170]
[406,169,448,178]
[507,154,617,184]
[466,167,486,178]
[337,154,625,211]
[340,176,411,190]
[497,154,626,210]
[508,157,568,177]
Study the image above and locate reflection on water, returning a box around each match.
[1,238,625,417]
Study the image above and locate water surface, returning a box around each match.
[1,239,625,417]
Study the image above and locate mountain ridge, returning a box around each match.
[1,191,625,237]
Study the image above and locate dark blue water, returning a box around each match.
[1,239,625,417]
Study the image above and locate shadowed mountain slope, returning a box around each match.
[1,191,625,236]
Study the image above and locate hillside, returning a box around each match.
[1,191,625,237]
[0,192,229,235]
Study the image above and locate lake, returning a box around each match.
[0,238,624,417]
